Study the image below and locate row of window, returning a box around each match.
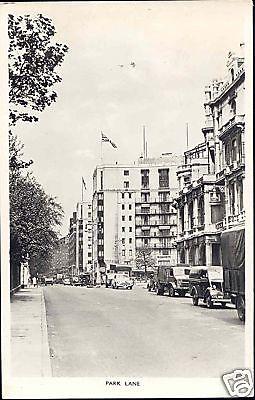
[122,204,132,210]
[122,226,132,232]
[121,249,133,257]
[122,238,133,244]
[122,215,132,221]
[122,169,170,189]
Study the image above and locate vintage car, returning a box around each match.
[63,277,71,285]
[111,273,134,290]
[155,264,191,297]
[189,266,230,308]
[79,273,93,287]
[45,277,54,286]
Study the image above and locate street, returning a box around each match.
[44,284,244,378]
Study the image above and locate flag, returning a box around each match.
[101,132,117,149]
[82,177,86,190]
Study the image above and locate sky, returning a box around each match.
[8,1,251,236]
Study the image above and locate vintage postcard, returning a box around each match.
[1,1,253,398]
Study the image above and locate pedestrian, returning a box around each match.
[32,276,37,287]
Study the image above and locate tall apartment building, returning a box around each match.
[68,201,93,275]
[92,155,182,278]
[175,47,245,266]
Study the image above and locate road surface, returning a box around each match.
[44,284,244,377]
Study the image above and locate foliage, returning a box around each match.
[9,130,33,172]
[135,247,156,274]
[8,13,68,126]
[9,172,64,277]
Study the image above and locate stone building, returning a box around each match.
[68,201,93,276]
[175,46,245,266]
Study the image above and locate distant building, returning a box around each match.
[92,154,182,279]
[175,46,245,266]
[68,201,92,276]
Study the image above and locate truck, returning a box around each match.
[105,263,132,288]
[189,265,230,308]
[221,227,245,321]
[155,264,191,297]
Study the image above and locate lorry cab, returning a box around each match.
[189,266,230,308]
[155,264,191,297]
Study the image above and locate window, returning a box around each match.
[122,227,125,232]
[129,204,132,210]
[141,169,149,189]
[129,227,132,232]
[124,181,129,189]
[129,215,132,221]
[129,238,132,244]
[100,171,103,190]
[122,204,125,210]
[144,238,148,245]
[122,216,125,221]
[122,250,125,256]
[88,212,91,217]
[122,193,125,199]
[158,191,169,202]
[232,139,237,162]
[141,192,150,202]
[129,249,132,256]
[129,193,132,199]
[124,170,129,176]
[88,244,91,249]
[158,168,169,188]
[88,252,92,257]
[122,238,125,245]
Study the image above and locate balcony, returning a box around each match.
[228,210,245,227]
[219,114,245,139]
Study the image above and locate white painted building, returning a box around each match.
[92,154,182,277]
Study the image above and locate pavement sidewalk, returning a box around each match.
[10,286,52,377]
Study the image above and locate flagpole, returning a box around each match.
[100,131,103,164]
[81,177,84,203]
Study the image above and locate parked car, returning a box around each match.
[189,266,230,308]
[155,264,191,296]
[79,273,93,287]
[63,277,71,285]
[72,276,80,286]
[45,277,54,286]
[111,273,134,290]
[221,227,245,321]
[105,264,132,288]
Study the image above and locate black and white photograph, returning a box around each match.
[1,1,253,398]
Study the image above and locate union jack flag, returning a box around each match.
[101,132,117,148]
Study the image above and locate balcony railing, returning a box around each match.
[228,210,245,226]
[219,114,245,138]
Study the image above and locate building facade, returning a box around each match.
[92,155,182,278]
[176,47,245,266]
[68,201,93,276]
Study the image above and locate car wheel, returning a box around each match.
[168,285,175,297]
[206,295,213,309]
[179,290,186,297]
[192,293,199,306]
[221,302,227,308]
[236,296,245,322]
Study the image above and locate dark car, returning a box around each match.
[189,266,230,308]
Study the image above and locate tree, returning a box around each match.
[135,247,156,276]
[9,14,68,126]
[8,14,68,289]
[9,172,64,279]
